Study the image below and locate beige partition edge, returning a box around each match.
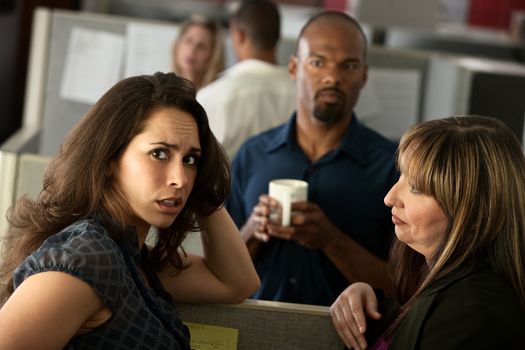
[0,151,18,236]
[0,151,50,240]
[0,7,53,236]
[22,7,53,131]
[15,153,51,200]
[177,299,344,349]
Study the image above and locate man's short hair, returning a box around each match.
[295,11,368,60]
[231,0,280,50]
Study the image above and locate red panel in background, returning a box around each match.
[323,0,347,11]
[468,0,525,29]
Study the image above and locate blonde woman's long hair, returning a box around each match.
[388,115,525,332]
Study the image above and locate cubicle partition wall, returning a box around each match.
[40,9,180,157]
[0,8,184,234]
[0,6,52,236]
[423,55,525,146]
[177,299,344,349]
[356,46,432,141]
[0,126,45,235]
[385,26,522,61]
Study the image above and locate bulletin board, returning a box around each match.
[39,9,180,156]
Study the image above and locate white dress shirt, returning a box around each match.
[197,59,296,159]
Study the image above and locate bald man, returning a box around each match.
[227,11,398,306]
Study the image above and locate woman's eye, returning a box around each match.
[410,185,421,194]
[184,154,199,166]
[151,149,169,160]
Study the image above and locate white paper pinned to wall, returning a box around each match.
[124,22,179,78]
[59,27,124,105]
[356,67,421,141]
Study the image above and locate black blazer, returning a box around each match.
[389,264,525,349]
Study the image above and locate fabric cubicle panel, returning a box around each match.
[15,153,51,200]
[177,299,344,349]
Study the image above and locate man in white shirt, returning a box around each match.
[197,0,296,159]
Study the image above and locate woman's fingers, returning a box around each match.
[331,305,364,350]
[364,291,382,321]
[330,283,382,349]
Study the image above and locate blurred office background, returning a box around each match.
[1,0,525,237]
[1,0,525,145]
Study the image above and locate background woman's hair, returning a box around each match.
[0,72,230,301]
[388,115,525,333]
[171,15,225,88]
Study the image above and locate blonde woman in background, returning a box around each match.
[171,15,224,90]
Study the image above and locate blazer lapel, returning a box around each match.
[390,292,438,350]
[389,267,478,350]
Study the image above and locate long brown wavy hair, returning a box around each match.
[387,115,525,334]
[0,72,230,302]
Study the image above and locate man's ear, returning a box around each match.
[237,28,247,45]
[360,63,369,89]
[230,24,245,46]
[288,55,298,81]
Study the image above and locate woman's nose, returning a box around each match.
[167,162,188,188]
[384,182,398,208]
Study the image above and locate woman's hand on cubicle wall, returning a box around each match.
[330,282,381,350]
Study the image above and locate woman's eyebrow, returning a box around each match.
[149,142,202,153]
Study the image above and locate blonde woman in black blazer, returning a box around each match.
[331,116,525,350]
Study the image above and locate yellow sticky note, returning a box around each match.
[185,322,238,350]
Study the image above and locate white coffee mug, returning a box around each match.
[268,179,308,226]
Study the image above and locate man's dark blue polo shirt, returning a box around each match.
[227,113,398,306]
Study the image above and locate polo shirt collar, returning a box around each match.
[266,113,297,153]
[338,114,369,166]
[265,112,370,166]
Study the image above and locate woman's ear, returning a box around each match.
[106,161,115,178]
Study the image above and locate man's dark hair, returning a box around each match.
[231,0,280,50]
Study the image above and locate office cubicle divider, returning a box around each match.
[423,55,525,147]
[177,299,344,349]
